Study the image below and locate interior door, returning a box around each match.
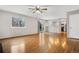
[68,14,79,38]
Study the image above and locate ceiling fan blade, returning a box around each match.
[33,11,36,13]
[32,9,37,13]
[39,9,43,13]
[41,8,47,10]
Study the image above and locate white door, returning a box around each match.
[68,14,79,38]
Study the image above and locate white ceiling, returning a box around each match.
[0,5,79,20]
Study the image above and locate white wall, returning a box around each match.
[56,5,79,18]
[48,20,61,33]
[68,10,79,39]
[68,14,79,38]
[0,10,38,39]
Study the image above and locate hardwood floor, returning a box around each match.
[0,32,79,53]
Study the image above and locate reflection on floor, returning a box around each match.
[0,32,79,53]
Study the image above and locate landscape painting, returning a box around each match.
[12,17,25,27]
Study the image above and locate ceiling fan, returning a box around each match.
[28,6,47,13]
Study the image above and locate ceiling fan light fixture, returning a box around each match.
[29,6,47,14]
[36,10,41,13]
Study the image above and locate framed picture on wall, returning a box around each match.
[12,17,25,27]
